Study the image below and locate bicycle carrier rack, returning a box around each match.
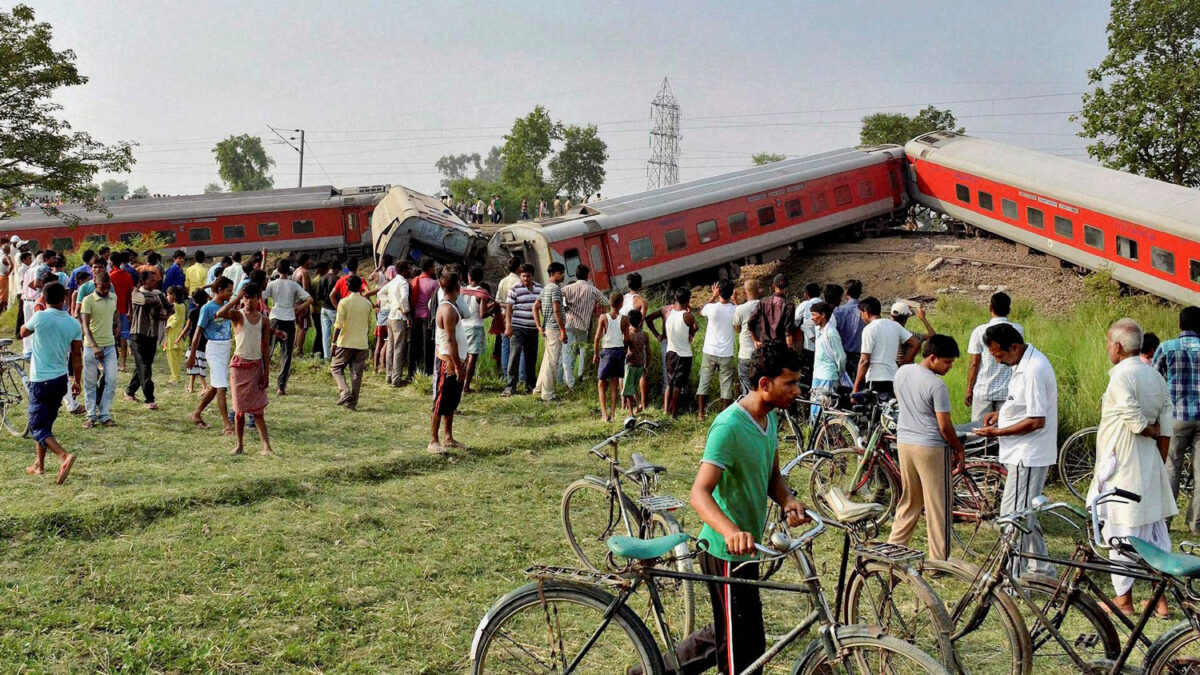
[524,565,631,589]
[637,494,686,512]
[853,541,925,565]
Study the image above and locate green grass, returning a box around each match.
[0,281,1187,672]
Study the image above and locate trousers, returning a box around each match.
[889,443,952,561]
[1000,463,1055,578]
[533,329,563,401]
[126,333,158,403]
[83,344,118,422]
[270,318,295,392]
[409,316,434,377]
[1167,418,1200,532]
[320,307,337,359]
[505,327,538,393]
[558,327,589,388]
[330,346,368,406]
[387,318,409,386]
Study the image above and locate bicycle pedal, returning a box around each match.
[637,494,685,512]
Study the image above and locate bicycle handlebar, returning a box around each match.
[753,510,825,560]
[1088,488,1143,551]
[586,417,663,458]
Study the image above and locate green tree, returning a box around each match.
[752,152,787,165]
[203,181,224,194]
[501,106,560,187]
[131,185,149,199]
[548,124,608,200]
[212,134,274,192]
[478,146,505,183]
[859,106,963,146]
[1075,0,1200,186]
[435,152,482,190]
[99,179,129,201]
[0,4,134,222]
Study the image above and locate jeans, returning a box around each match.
[126,333,158,403]
[501,334,526,383]
[83,344,117,422]
[320,307,337,359]
[559,327,589,388]
[1167,418,1200,532]
[505,327,538,393]
[270,318,295,392]
[409,316,434,377]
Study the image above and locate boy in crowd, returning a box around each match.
[622,309,649,415]
[593,292,627,422]
[698,279,737,421]
[20,282,81,484]
[189,277,235,433]
[652,287,696,418]
[852,296,918,397]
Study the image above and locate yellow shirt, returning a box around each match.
[163,302,186,351]
[334,293,373,350]
[185,263,208,293]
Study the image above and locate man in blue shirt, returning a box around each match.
[833,279,865,378]
[1154,305,1200,534]
[67,249,95,292]
[163,249,187,292]
[19,281,82,484]
[189,276,235,434]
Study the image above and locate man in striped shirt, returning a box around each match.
[1154,305,1200,533]
[502,264,541,396]
[559,265,609,389]
[533,262,567,401]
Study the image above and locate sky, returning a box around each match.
[32,0,1112,199]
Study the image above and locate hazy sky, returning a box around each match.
[34,1,1111,198]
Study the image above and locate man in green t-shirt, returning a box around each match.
[80,270,120,428]
[679,342,808,673]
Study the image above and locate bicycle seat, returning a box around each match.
[607,533,689,560]
[1128,537,1200,578]
[0,338,11,348]
[825,487,884,524]
[624,453,666,476]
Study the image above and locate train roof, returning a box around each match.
[1,184,389,232]
[906,132,1200,239]
[524,146,904,241]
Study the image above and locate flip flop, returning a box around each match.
[56,454,75,485]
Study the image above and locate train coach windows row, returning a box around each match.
[1026,207,1044,230]
[1054,216,1073,239]
[1152,247,1176,275]
[1084,225,1104,249]
[189,227,211,243]
[664,228,688,252]
[258,222,280,237]
[156,229,176,244]
[629,237,654,262]
[1116,235,1138,261]
[977,191,993,212]
[955,184,970,204]
[834,186,852,206]
[785,199,803,219]
[757,206,776,227]
[728,212,748,235]
[51,238,73,251]
[1001,198,1018,220]
[224,225,245,240]
[292,220,315,234]
[697,220,719,244]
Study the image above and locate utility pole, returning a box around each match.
[647,77,681,190]
[268,125,306,187]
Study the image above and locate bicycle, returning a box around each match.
[559,416,694,640]
[1058,426,1194,503]
[0,338,29,437]
[470,510,951,674]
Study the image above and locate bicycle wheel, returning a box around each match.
[1143,620,1200,675]
[815,416,859,452]
[0,361,28,438]
[791,625,951,674]
[470,580,665,675]
[561,477,639,572]
[809,448,898,527]
[922,558,1032,675]
[645,512,695,641]
[951,461,1007,559]
[1018,574,1122,669]
[1057,426,1098,502]
[842,562,957,670]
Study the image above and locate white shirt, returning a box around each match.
[795,298,817,351]
[996,344,1058,467]
[700,302,737,358]
[860,318,913,382]
[262,278,311,321]
[733,299,760,360]
[968,317,1025,400]
[385,275,410,321]
[223,263,246,289]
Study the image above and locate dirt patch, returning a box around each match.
[695,233,1088,314]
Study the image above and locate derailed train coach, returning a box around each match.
[370,186,488,266]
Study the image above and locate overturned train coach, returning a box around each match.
[489,146,910,291]
[370,186,488,267]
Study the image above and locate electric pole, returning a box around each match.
[647,78,681,190]
[268,125,306,187]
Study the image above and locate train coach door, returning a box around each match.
[583,233,613,290]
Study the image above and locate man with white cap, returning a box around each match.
[890,300,936,366]
[852,296,920,397]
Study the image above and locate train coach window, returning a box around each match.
[1151,247,1176,275]
[1116,235,1138,261]
[188,227,211,243]
[119,232,139,245]
[978,191,993,212]
[697,220,719,244]
[664,228,688,252]
[858,181,873,200]
[589,245,605,272]
[834,185,852,206]
[84,235,107,248]
[812,193,828,213]
[728,212,748,235]
[1001,198,1018,220]
[51,238,73,252]
[292,219,315,234]
[1026,207,1044,229]
[955,184,970,204]
[563,248,581,277]
[785,199,803,220]
[757,205,776,227]
[223,225,245,240]
[1191,260,1200,284]
[258,222,280,237]
[1054,216,1073,239]
[1084,225,1104,249]
[629,237,654,262]
[155,229,176,244]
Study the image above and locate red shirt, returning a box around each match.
[332,274,353,304]
[110,268,134,315]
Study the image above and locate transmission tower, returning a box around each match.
[647,77,681,190]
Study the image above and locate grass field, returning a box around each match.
[0,279,1189,672]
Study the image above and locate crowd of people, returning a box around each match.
[440,192,603,225]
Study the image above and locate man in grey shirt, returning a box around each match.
[888,334,965,561]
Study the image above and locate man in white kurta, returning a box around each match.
[1088,318,1176,616]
